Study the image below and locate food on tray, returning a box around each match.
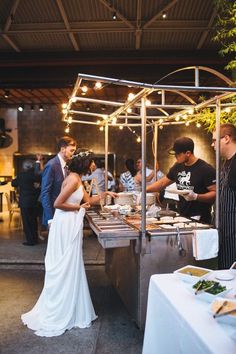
[174,216,191,222]
[173,222,192,229]
[160,224,176,229]
[211,300,236,317]
[165,188,190,195]
[177,267,210,277]
[160,216,174,222]
[193,280,226,295]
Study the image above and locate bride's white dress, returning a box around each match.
[21,185,97,337]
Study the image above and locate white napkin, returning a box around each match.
[192,228,219,260]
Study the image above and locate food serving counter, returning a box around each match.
[86,208,217,329]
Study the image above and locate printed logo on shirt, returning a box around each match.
[177,171,191,188]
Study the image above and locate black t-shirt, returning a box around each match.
[167,159,216,222]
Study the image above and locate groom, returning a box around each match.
[41,136,77,227]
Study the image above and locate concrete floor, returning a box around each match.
[0,213,144,354]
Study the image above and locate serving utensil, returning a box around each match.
[195,282,218,295]
[213,300,228,318]
[213,307,236,318]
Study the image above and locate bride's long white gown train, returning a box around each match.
[21,185,97,337]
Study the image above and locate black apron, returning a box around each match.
[219,155,236,269]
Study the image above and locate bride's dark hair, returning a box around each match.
[68,152,93,175]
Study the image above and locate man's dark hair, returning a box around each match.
[57,136,76,150]
[220,123,236,142]
[125,158,136,176]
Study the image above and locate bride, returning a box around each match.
[21,154,117,337]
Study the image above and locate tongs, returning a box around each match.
[213,303,236,318]
[195,281,219,295]
[213,300,228,318]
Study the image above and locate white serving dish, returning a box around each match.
[190,281,232,302]
[230,261,236,274]
[210,298,236,325]
[174,265,212,284]
[114,192,134,206]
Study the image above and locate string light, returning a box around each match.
[62,108,67,114]
[95,81,102,89]
[196,122,201,128]
[99,126,104,131]
[112,117,117,125]
[68,116,72,123]
[159,125,163,130]
[81,85,88,93]
[127,108,132,113]
[225,107,231,113]
[62,103,67,109]
[185,121,190,126]
[175,115,180,121]
[96,119,101,124]
[71,97,77,103]
[119,125,123,130]
[137,136,141,143]
[188,108,194,115]
[128,93,135,101]
[65,124,70,133]
[146,99,151,106]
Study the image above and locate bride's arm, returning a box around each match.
[82,188,117,205]
[54,174,87,211]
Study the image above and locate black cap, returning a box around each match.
[168,137,194,155]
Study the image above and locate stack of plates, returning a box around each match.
[114,192,134,206]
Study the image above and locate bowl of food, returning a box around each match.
[191,279,231,302]
[174,265,212,283]
[211,298,236,325]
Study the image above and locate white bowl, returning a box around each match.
[174,265,212,284]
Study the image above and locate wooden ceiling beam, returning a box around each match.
[197,7,218,49]
[55,0,79,51]
[135,0,142,49]
[143,0,179,29]
[98,0,134,29]
[2,0,21,52]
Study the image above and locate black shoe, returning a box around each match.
[22,242,36,246]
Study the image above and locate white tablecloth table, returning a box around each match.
[142,274,236,354]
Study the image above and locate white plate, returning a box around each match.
[214,271,235,281]
[166,189,190,196]
[174,265,212,284]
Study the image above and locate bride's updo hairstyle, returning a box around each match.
[69,150,94,175]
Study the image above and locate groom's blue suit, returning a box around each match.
[41,155,64,226]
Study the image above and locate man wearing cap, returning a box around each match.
[147,137,216,223]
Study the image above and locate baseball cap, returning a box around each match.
[168,137,194,155]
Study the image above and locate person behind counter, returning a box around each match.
[147,137,216,224]
[134,158,155,191]
[212,123,236,269]
[119,158,137,192]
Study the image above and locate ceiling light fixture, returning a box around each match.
[39,104,44,112]
[95,81,102,89]
[30,104,35,111]
[112,12,117,20]
[4,90,10,98]
[18,104,24,112]
[162,11,167,19]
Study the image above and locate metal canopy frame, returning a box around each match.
[63,66,236,254]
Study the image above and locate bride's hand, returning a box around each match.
[107,191,118,199]
[80,202,90,210]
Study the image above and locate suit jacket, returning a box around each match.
[11,169,41,208]
[41,155,64,226]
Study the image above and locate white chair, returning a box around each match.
[4,192,22,228]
